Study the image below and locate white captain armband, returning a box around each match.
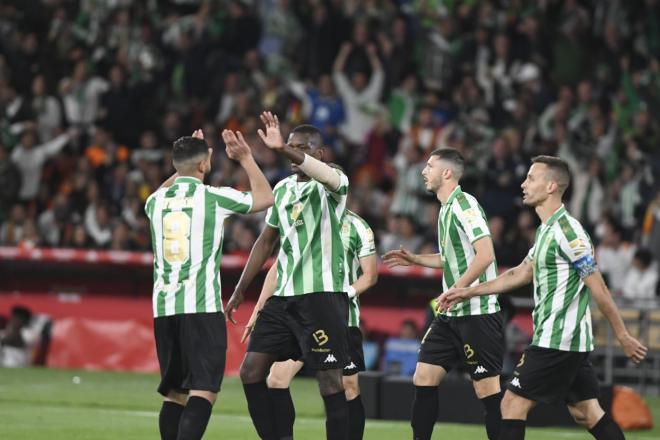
[571,255,598,279]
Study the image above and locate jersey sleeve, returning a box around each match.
[354,219,376,258]
[206,186,253,214]
[556,218,598,279]
[144,188,165,218]
[526,245,535,261]
[452,198,490,243]
[325,168,350,198]
[264,206,279,228]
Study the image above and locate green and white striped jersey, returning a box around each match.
[439,186,500,317]
[527,205,595,352]
[266,170,349,297]
[341,210,376,327]
[145,176,253,318]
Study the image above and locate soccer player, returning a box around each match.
[145,129,274,440]
[242,207,378,440]
[438,156,648,440]
[226,112,351,440]
[382,148,504,440]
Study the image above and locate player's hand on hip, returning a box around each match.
[382,245,415,268]
[257,111,284,150]
[619,333,648,363]
[225,290,244,325]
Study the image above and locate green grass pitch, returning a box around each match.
[0,368,658,439]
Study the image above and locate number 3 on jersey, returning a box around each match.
[163,211,191,264]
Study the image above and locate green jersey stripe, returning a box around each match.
[268,171,349,297]
[528,205,594,351]
[439,186,499,317]
[147,177,253,317]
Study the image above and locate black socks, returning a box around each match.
[244,381,278,439]
[588,413,625,440]
[411,385,439,440]
[177,396,212,440]
[269,387,296,439]
[159,401,184,440]
[499,419,526,440]
[322,391,349,440]
[481,391,503,440]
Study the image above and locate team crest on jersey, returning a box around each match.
[341,222,350,236]
[291,202,303,226]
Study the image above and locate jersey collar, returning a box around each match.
[544,204,566,226]
[444,185,462,206]
[174,176,202,184]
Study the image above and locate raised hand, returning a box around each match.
[257,111,285,150]
[619,333,648,364]
[382,246,417,268]
[222,129,252,163]
[192,129,204,140]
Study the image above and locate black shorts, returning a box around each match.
[343,326,365,376]
[507,345,600,404]
[248,292,349,370]
[418,312,504,380]
[154,311,227,396]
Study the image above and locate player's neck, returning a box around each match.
[437,181,458,204]
[178,172,203,182]
[536,197,563,224]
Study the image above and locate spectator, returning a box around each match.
[0,306,46,368]
[595,218,636,295]
[0,144,21,221]
[11,128,73,200]
[333,42,384,149]
[621,249,659,301]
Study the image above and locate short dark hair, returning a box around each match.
[172,136,208,164]
[430,148,465,178]
[291,124,323,145]
[634,248,653,268]
[531,155,570,193]
[11,305,32,323]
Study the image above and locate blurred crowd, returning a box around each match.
[1,0,659,298]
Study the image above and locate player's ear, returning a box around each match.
[314,146,325,161]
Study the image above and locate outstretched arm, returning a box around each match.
[225,225,279,324]
[382,246,443,269]
[438,257,533,311]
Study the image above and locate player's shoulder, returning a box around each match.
[345,209,370,230]
[553,208,591,245]
[273,175,296,192]
[146,187,167,204]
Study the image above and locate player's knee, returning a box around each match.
[567,402,604,429]
[317,369,343,396]
[343,377,360,400]
[568,405,589,427]
[500,391,529,419]
[267,373,290,389]
[240,361,262,384]
[413,366,440,386]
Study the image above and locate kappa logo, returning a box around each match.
[510,377,521,388]
[324,354,337,363]
[474,366,488,375]
[344,362,357,370]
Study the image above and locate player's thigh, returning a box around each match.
[413,362,447,386]
[316,368,344,396]
[457,313,504,382]
[189,389,217,405]
[248,297,301,363]
[268,360,304,389]
[566,398,604,429]
[472,375,501,399]
[180,312,227,393]
[417,316,460,376]
[343,326,365,377]
[296,292,350,371]
[501,390,536,420]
